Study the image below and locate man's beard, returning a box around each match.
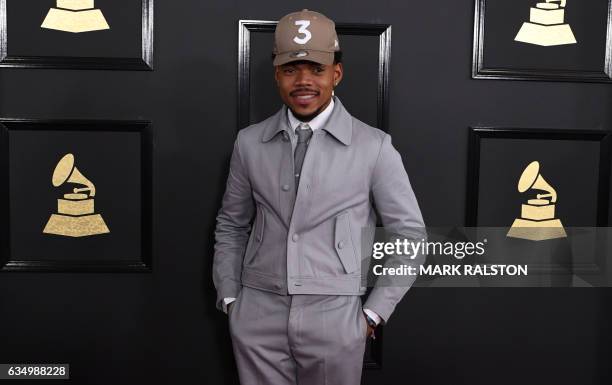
[289,97,332,122]
[291,107,324,122]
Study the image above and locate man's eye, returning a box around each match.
[284,68,295,74]
[314,67,325,73]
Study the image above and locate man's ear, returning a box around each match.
[333,63,344,86]
[274,66,281,86]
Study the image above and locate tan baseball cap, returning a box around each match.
[273,9,340,66]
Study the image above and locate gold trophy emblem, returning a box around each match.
[507,161,566,241]
[41,0,110,33]
[514,0,577,46]
[43,153,110,237]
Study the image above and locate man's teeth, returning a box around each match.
[296,95,315,100]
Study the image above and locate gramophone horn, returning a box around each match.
[517,161,540,193]
[51,153,75,187]
[51,153,96,197]
[517,161,557,203]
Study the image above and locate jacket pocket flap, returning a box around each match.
[334,211,357,273]
[255,205,265,243]
[245,205,265,264]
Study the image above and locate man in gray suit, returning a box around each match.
[213,9,426,385]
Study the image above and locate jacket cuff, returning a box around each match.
[222,297,236,314]
[363,286,408,324]
[362,300,391,325]
[216,281,242,312]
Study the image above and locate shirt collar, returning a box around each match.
[262,96,352,146]
[287,98,335,132]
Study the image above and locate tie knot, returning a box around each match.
[296,124,313,143]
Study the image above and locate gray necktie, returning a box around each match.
[294,123,313,193]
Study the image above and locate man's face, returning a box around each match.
[275,60,343,121]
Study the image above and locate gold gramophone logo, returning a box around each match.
[514,0,577,46]
[43,153,110,237]
[41,0,110,33]
[507,161,567,241]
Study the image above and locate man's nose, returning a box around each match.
[294,69,313,85]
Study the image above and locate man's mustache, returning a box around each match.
[290,88,320,96]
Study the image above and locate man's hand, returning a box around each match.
[363,312,375,338]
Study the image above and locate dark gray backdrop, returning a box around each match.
[0,1,611,384]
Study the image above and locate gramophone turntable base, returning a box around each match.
[514,23,576,46]
[507,218,567,241]
[41,8,110,33]
[43,213,110,237]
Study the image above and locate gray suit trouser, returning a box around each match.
[229,285,368,385]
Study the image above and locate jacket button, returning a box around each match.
[337,241,345,249]
[282,184,290,191]
[292,233,299,242]
[274,283,282,289]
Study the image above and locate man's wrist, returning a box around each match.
[364,313,378,329]
[362,308,382,326]
[362,309,379,340]
[222,297,236,314]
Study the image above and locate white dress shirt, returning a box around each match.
[223,98,382,327]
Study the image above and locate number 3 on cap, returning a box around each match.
[293,20,312,44]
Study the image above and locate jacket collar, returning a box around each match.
[261,96,352,145]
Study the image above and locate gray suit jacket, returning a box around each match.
[213,97,426,323]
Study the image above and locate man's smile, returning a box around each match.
[290,89,320,107]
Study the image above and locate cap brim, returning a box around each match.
[273,50,334,66]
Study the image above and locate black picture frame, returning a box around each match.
[472,0,612,82]
[0,119,153,272]
[466,127,612,275]
[0,0,154,70]
[466,127,612,226]
[237,20,391,132]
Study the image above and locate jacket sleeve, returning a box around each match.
[363,133,427,324]
[212,132,255,312]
